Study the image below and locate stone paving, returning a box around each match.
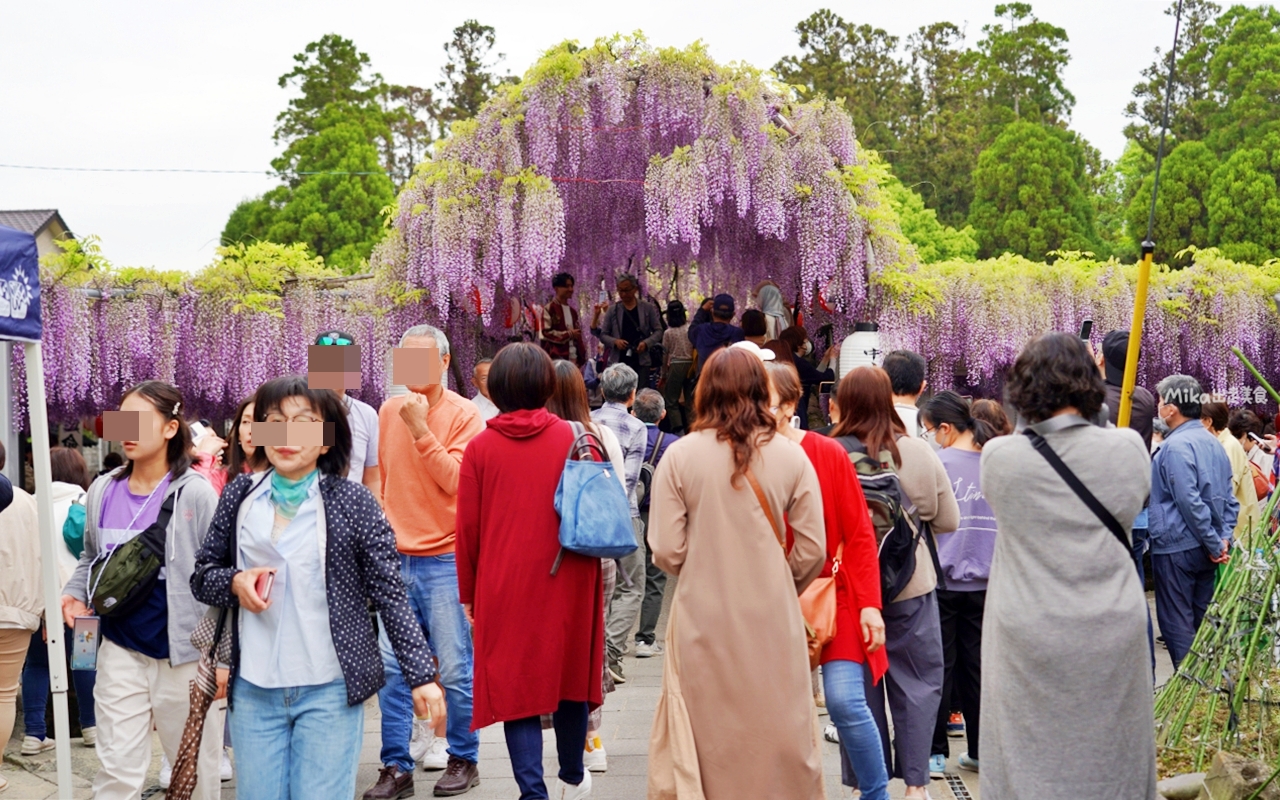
[4,593,1175,799]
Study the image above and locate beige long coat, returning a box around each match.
[646,430,826,800]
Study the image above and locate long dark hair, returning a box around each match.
[921,391,997,449]
[223,395,261,480]
[547,359,594,426]
[692,347,776,486]
[829,367,904,466]
[115,381,193,481]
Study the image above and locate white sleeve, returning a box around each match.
[364,405,379,468]
[595,425,628,490]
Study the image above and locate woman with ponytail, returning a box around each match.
[60,381,223,800]
[919,391,999,776]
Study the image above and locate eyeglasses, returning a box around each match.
[317,333,353,346]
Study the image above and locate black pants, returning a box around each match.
[930,589,984,760]
[636,511,667,645]
[1152,546,1216,669]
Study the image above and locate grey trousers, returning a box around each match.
[845,591,944,788]
[605,516,646,666]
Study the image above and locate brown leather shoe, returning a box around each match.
[363,765,415,800]
[432,756,479,796]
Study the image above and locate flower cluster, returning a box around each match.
[379,37,884,339]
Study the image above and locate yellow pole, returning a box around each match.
[1118,242,1154,429]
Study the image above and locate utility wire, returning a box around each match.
[1144,0,1186,246]
[0,164,378,175]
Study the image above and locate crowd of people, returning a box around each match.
[0,270,1275,800]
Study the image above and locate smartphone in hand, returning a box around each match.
[255,570,276,603]
[1079,319,1093,340]
[71,616,101,671]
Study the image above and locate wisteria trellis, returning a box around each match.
[12,40,1280,427]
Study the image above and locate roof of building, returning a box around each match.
[0,209,71,238]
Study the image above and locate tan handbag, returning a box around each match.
[745,467,840,669]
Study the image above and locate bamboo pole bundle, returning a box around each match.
[1155,489,1280,774]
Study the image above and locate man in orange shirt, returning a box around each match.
[364,325,485,800]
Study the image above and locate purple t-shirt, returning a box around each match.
[99,474,170,537]
[935,449,996,591]
[98,474,171,659]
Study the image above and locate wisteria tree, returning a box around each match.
[376,37,903,342]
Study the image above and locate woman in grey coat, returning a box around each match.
[980,333,1155,800]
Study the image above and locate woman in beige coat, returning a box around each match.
[646,347,827,800]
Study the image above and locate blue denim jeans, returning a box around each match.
[22,627,97,738]
[378,553,478,771]
[503,701,588,800]
[229,676,363,800]
[824,660,890,800]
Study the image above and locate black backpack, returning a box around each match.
[635,432,666,512]
[834,436,943,600]
[88,490,179,617]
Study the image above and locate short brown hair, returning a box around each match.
[50,447,91,490]
[489,343,555,413]
[1201,401,1229,433]
[1005,333,1105,424]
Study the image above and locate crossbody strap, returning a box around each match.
[744,467,784,549]
[1024,430,1130,553]
[647,432,666,467]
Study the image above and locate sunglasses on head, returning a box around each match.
[317,333,353,346]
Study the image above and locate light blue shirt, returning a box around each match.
[237,476,343,688]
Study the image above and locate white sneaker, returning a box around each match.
[553,770,592,799]
[220,748,234,781]
[159,754,172,789]
[81,726,96,748]
[409,716,433,764]
[822,724,839,744]
[583,737,607,773]
[20,736,56,756]
[634,641,663,658]
[421,735,449,771]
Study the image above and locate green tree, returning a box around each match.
[1125,140,1218,264]
[883,177,979,262]
[274,34,386,146]
[1200,5,1280,155]
[379,84,439,187]
[435,20,512,133]
[893,22,985,227]
[968,120,1097,258]
[1206,132,1280,262]
[975,3,1074,123]
[221,36,397,270]
[263,105,396,271]
[774,10,909,154]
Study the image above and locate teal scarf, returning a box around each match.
[270,469,318,519]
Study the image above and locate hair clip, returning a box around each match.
[173,401,182,415]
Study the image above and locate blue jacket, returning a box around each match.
[191,471,437,708]
[1149,420,1239,556]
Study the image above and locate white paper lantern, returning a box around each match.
[837,322,882,380]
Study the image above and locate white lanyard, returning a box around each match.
[86,478,168,601]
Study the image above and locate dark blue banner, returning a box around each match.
[0,225,41,342]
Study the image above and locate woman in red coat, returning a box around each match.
[456,343,603,800]
[766,363,890,800]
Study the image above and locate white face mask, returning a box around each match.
[799,341,813,357]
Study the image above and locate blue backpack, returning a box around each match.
[552,422,637,573]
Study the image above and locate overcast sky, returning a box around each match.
[1,0,1200,271]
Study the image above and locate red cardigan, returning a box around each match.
[455,408,604,728]
[800,432,888,681]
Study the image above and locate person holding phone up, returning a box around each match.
[191,377,445,800]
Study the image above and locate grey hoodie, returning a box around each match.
[65,467,218,666]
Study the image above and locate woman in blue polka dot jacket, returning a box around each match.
[192,376,445,800]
